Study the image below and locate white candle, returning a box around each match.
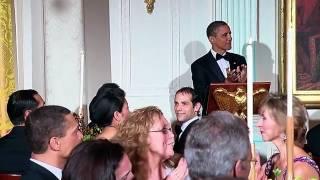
[287,29,293,116]
[79,50,85,115]
[246,37,254,143]
[286,24,295,180]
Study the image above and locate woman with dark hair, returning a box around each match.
[256,94,320,179]
[62,139,133,180]
[306,124,320,167]
[114,106,188,180]
[84,83,129,140]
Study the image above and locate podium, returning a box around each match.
[206,82,271,120]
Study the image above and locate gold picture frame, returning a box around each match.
[280,0,320,108]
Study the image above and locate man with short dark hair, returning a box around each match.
[22,105,83,180]
[191,21,247,115]
[0,89,44,174]
[185,111,251,179]
[173,87,201,155]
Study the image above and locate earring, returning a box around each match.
[280,133,287,142]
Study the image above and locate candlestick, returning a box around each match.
[246,37,256,180]
[287,29,293,117]
[286,27,295,180]
[247,37,254,143]
[286,0,295,179]
[79,50,84,117]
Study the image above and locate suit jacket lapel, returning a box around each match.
[28,161,59,180]
[179,119,199,143]
[226,52,236,69]
[206,51,225,82]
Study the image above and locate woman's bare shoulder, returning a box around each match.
[294,161,319,180]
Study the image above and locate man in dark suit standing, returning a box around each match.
[173,87,201,155]
[22,105,83,180]
[0,89,44,174]
[191,21,247,115]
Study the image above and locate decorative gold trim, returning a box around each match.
[279,0,285,94]
[144,0,155,14]
[279,0,320,108]
[0,0,16,136]
[213,87,268,121]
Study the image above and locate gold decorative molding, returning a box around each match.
[144,0,155,14]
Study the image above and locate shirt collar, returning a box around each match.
[181,116,199,132]
[210,49,227,59]
[31,158,62,180]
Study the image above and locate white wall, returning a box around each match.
[14,0,320,122]
[14,0,85,112]
[83,0,111,104]
[14,0,45,97]
[43,0,84,112]
[30,0,45,97]
[256,0,278,92]
[109,0,271,120]
[110,0,181,119]
[14,0,33,89]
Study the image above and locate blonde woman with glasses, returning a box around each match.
[114,106,188,180]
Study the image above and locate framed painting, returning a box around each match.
[280,0,320,108]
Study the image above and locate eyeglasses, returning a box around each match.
[250,159,258,164]
[233,158,257,177]
[119,170,133,180]
[150,127,172,134]
[241,158,258,166]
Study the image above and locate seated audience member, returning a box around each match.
[185,111,251,179]
[95,82,124,97]
[173,87,201,155]
[0,89,44,174]
[62,139,133,180]
[114,106,188,180]
[256,94,320,179]
[85,83,129,140]
[306,124,320,167]
[22,105,83,180]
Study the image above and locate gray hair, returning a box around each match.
[185,111,250,179]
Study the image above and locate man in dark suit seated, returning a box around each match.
[173,87,201,155]
[191,21,247,115]
[0,89,44,174]
[185,111,251,179]
[22,105,83,180]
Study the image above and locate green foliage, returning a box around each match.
[82,123,102,141]
[271,167,318,180]
[273,168,281,177]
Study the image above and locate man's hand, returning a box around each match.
[225,65,247,83]
[225,68,239,83]
[166,158,188,180]
[237,64,247,83]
